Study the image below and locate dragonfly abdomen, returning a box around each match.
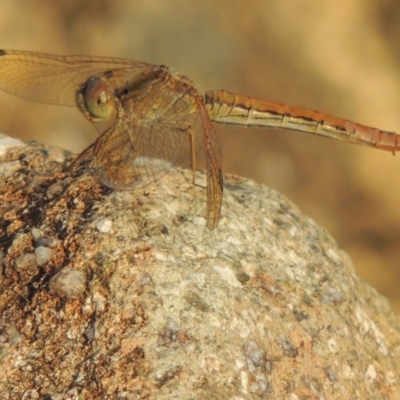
[204,89,400,153]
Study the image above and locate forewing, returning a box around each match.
[93,79,197,190]
[93,77,223,228]
[0,50,152,106]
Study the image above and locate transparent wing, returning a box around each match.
[93,79,198,189]
[198,104,223,229]
[0,50,153,106]
[92,79,223,228]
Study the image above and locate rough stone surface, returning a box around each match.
[0,132,399,399]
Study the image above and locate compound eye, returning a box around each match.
[83,78,116,120]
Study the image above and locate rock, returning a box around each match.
[0,133,399,399]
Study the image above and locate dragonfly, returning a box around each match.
[0,50,399,229]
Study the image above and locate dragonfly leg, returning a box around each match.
[68,140,96,171]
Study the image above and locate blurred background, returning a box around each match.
[0,0,399,311]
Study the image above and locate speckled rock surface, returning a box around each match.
[1,133,399,399]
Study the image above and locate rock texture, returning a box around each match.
[0,133,399,399]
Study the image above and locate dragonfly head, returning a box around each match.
[76,76,119,132]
